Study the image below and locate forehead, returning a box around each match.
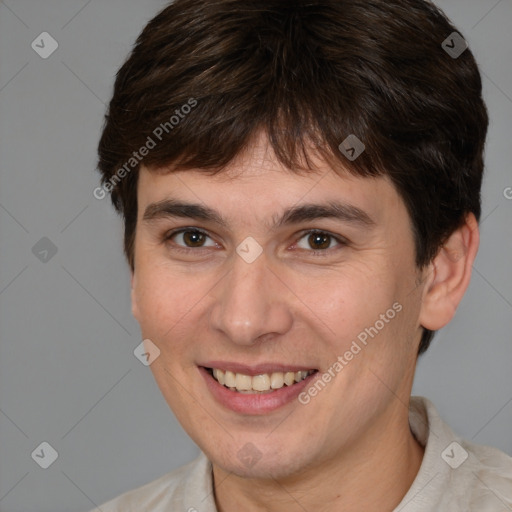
[137,134,406,231]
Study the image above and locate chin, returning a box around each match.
[206,439,318,481]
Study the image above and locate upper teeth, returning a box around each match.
[211,368,313,393]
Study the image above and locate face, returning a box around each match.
[131,134,427,480]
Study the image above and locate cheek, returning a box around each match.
[134,266,202,341]
[292,264,398,346]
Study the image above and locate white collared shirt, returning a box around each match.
[90,396,512,511]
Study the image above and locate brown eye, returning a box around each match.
[307,232,331,250]
[295,230,346,254]
[166,229,217,249]
[182,230,206,247]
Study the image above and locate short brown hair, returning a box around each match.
[97,0,488,354]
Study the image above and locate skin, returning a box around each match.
[130,132,479,512]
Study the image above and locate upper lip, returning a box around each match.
[200,361,317,376]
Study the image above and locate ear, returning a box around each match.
[130,270,140,320]
[418,213,479,331]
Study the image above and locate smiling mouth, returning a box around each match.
[205,367,318,394]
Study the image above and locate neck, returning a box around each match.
[212,401,424,512]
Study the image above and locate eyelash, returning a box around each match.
[162,228,348,257]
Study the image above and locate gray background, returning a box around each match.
[0,1,511,511]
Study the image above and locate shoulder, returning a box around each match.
[458,438,512,509]
[89,452,214,512]
[406,396,512,511]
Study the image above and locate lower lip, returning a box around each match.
[199,366,317,415]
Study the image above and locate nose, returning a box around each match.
[209,250,293,346]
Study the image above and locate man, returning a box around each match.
[91,0,512,510]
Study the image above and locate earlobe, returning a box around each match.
[418,213,479,331]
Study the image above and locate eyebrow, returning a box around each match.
[142,198,375,229]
